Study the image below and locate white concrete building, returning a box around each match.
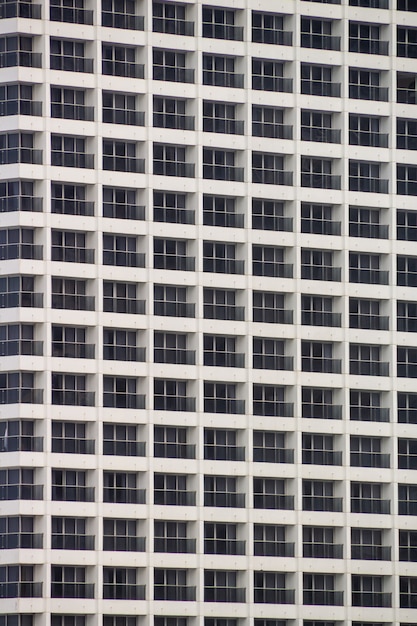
[0,1,417,625]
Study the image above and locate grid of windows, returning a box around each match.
[1,2,417,625]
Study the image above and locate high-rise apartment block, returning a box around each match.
[1,0,417,625]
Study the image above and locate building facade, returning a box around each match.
[1,0,417,625]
